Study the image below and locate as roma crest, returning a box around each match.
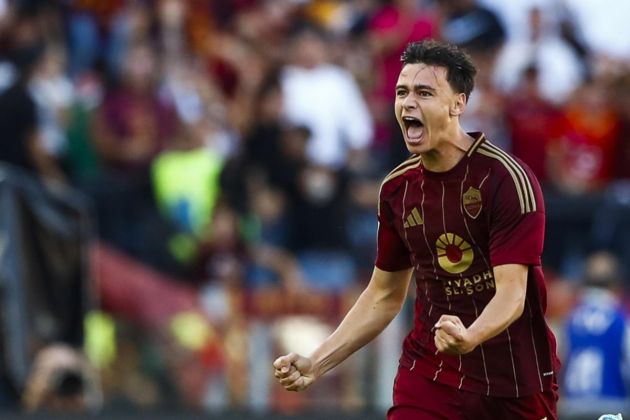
[463,187,482,219]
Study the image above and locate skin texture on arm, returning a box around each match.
[434,264,528,355]
[273,266,413,391]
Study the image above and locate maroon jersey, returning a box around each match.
[376,133,560,398]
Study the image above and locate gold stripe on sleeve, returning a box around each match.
[482,142,536,212]
[476,147,527,213]
[382,155,422,184]
[377,156,423,217]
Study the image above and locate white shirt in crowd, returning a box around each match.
[281,63,373,169]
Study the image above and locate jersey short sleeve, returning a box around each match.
[375,192,413,272]
[489,171,545,267]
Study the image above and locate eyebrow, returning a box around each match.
[395,84,437,92]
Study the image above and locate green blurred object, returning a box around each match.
[169,311,215,351]
[65,103,101,182]
[84,311,117,369]
[152,147,223,236]
[168,232,198,264]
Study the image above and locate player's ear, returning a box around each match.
[450,93,467,117]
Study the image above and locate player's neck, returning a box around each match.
[421,128,475,173]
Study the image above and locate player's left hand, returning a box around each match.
[434,314,476,355]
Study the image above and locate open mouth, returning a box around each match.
[403,116,424,141]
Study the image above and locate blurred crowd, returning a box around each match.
[1,0,630,416]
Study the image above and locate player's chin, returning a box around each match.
[404,140,425,154]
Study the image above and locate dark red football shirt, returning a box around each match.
[376,133,560,398]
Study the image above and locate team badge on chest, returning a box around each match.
[463,186,482,219]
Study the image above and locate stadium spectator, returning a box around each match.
[504,65,562,183]
[560,251,630,418]
[543,76,621,276]
[0,41,65,181]
[493,5,584,105]
[88,40,178,269]
[281,22,374,170]
[22,344,99,413]
[562,0,630,63]
[438,0,505,53]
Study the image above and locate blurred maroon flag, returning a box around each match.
[92,243,202,329]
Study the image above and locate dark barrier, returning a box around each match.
[0,409,608,420]
[0,164,92,405]
[0,410,386,419]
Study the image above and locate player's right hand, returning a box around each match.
[273,352,316,392]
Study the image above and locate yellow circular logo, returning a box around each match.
[436,233,474,274]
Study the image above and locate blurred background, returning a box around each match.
[0,0,629,418]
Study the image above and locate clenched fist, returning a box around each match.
[434,314,477,355]
[273,352,317,392]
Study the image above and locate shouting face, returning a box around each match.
[394,63,466,156]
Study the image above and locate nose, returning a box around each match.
[402,93,417,110]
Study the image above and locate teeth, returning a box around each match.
[403,116,421,125]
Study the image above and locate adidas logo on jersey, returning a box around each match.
[403,207,423,228]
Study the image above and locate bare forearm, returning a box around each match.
[467,287,525,347]
[309,274,409,379]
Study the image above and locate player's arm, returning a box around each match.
[273,265,413,391]
[435,264,527,355]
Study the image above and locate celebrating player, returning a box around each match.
[273,39,560,419]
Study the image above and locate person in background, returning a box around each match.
[493,5,584,106]
[561,251,630,418]
[0,41,65,182]
[22,344,99,414]
[281,22,373,171]
[88,40,178,267]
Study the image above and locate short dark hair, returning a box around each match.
[401,39,477,100]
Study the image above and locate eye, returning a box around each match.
[418,90,432,97]
[396,89,407,97]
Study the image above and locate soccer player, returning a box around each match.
[273,39,560,419]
